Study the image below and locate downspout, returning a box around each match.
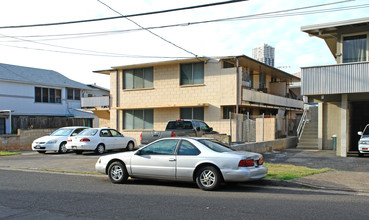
[116,70,119,130]
[236,57,240,142]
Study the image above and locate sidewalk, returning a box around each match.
[263,149,369,193]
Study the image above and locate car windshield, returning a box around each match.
[198,139,235,152]
[50,128,73,136]
[78,129,98,136]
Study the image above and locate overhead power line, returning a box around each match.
[1,1,365,42]
[0,0,248,29]
[96,0,198,57]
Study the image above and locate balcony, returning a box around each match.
[302,62,369,96]
[242,88,303,109]
[81,96,110,109]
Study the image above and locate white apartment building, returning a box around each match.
[252,43,275,67]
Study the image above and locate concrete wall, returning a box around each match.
[0,129,54,151]
[232,137,298,154]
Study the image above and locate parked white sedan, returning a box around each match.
[96,137,267,191]
[32,126,88,153]
[66,128,136,154]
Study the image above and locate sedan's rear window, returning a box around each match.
[198,139,235,152]
[79,129,98,136]
[166,121,193,130]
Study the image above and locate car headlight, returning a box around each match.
[47,139,58,144]
[360,141,369,145]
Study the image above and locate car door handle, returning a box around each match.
[169,158,176,162]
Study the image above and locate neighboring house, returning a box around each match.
[94,55,303,142]
[301,17,369,157]
[0,63,96,134]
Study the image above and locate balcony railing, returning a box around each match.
[81,96,110,108]
[302,62,369,96]
[242,88,303,109]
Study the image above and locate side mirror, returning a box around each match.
[358,131,363,136]
[209,127,213,132]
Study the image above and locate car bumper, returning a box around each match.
[32,143,58,151]
[66,143,96,151]
[221,165,268,182]
[95,159,108,174]
[358,145,369,154]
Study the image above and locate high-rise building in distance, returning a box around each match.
[252,43,275,67]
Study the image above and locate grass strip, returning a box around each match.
[0,151,21,156]
[265,163,336,180]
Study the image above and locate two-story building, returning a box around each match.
[95,55,303,142]
[301,17,369,157]
[0,63,97,134]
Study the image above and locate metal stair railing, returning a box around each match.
[297,108,308,140]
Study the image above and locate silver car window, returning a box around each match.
[198,139,234,152]
[140,139,179,155]
[110,129,123,137]
[79,129,98,136]
[50,128,73,136]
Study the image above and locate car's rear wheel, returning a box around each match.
[108,161,128,184]
[195,166,222,191]
[58,142,67,154]
[95,144,105,154]
[126,141,134,151]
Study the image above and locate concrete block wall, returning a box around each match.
[0,129,54,151]
[232,137,298,154]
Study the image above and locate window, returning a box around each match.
[198,139,235,152]
[140,139,178,155]
[222,106,234,119]
[67,88,81,100]
[343,34,367,63]
[35,87,61,104]
[180,107,204,120]
[223,61,235,68]
[178,140,200,155]
[123,67,153,89]
[110,129,123,137]
[180,62,204,85]
[123,109,153,129]
[100,129,112,137]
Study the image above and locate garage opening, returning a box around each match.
[349,101,369,151]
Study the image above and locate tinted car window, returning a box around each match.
[140,139,179,155]
[166,121,193,130]
[198,139,234,152]
[71,128,86,136]
[178,140,200,155]
[79,129,98,136]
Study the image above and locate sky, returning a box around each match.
[0,0,368,89]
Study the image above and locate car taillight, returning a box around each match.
[171,132,176,137]
[258,157,264,165]
[238,159,255,167]
[80,138,90,142]
[140,133,142,143]
[67,138,72,142]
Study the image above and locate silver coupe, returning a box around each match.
[95,137,267,191]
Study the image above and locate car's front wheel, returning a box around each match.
[108,161,128,184]
[58,142,67,154]
[95,144,105,154]
[195,166,222,191]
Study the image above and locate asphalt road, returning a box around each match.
[0,169,368,220]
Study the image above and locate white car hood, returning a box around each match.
[359,136,369,142]
[34,136,65,143]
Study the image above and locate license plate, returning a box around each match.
[35,145,40,149]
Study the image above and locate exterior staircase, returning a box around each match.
[297,106,319,149]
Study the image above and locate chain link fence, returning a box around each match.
[229,112,298,143]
